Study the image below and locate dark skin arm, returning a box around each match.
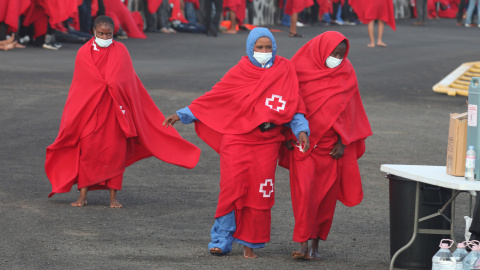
[330,137,345,159]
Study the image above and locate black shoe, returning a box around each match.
[206,29,217,37]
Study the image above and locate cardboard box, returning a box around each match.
[446,112,468,176]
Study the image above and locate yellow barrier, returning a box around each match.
[433,61,480,96]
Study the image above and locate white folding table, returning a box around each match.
[380,164,480,270]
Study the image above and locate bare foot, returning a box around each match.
[309,250,321,260]
[292,241,309,259]
[377,41,387,47]
[210,247,223,255]
[71,187,88,206]
[110,199,122,208]
[71,198,87,207]
[224,29,237,34]
[109,189,122,208]
[14,42,25,49]
[1,40,18,51]
[367,43,375,48]
[243,246,257,258]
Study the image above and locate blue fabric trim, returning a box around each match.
[176,106,197,124]
[284,113,310,140]
[234,238,266,249]
[246,27,276,68]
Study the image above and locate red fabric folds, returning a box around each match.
[350,0,396,30]
[190,56,305,143]
[0,0,31,32]
[22,0,48,38]
[147,0,163,14]
[223,0,246,26]
[169,0,189,23]
[103,0,147,38]
[284,0,314,15]
[190,56,305,232]
[45,39,200,197]
[281,31,371,242]
[284,30,372,205]
[42,0,79,26]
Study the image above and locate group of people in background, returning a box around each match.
[0,0,478,51]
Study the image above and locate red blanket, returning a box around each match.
[350,0,396,30]
[147,0,163,14]
[282,31,372,206]
[0,0,31,32]
[223,0,246,26]
[190,56,305,223]
[190,56,306,153]
[45,39,200,197]
[103,0,146,38]
[284,0,314,15]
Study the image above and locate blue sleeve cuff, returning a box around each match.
[176,106,197,124]
[289,113,310,140]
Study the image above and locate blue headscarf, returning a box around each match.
[246,27,276,69]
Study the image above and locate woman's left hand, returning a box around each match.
[330,139,345,159]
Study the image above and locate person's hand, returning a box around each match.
[330,139,345,159]
[298,131,310,153]
[163,114,180,128]
[285,139,295,151]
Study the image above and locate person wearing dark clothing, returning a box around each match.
[456,0,467,25]
[413,0,428,25]
[205,0,223,37]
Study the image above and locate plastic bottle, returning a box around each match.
[452,241,469,270]
[464,241,480,270]
[466,146,476,181]
[432,239,455,270]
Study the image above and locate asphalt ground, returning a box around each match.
[0,18,478,269]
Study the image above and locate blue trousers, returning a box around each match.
[208,211,265,254]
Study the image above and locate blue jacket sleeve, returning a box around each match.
[176,106,197,124]
[284,113,310,140]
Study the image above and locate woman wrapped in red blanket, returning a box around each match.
[163,27,310,258]
[280,31,372,260]
[45,16,200,208]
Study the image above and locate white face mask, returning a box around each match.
[94,31,113,48]
[253,51,273,67]
[325,56,343,68]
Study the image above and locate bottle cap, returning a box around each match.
[470,146,474,150]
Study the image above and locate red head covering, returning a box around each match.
[289,31,372,159]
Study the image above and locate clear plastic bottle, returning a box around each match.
[464,241,480,270]
[453,241,469,270]
[433,239,455,270]
[466,146,476,181]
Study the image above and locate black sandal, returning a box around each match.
[289,32,303,38]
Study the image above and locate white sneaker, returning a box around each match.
[42,43,58,50]
[296,21,305,27]
[465,23,471,27]
[478,24,480,28]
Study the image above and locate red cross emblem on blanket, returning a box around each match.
[265,94,286,112]
[259,179,274,197]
